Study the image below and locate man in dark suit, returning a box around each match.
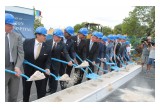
[46,28,72,93]
[23,27,51,102]
[118,35,127,64]
[95,32,106,74]
[114,35,122,67]
[59,26,75,90]
[72,28,88,85]
[5,13,24,102]
[86,31,99,74]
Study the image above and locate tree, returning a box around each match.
[74,22,86,33]
[121,6,155,37]
[113,24,122,34]
[34,17,44,31]
[121,15,140,36]
[102,26,113,36]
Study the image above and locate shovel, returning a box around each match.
[123,54,135,65]
[97,58,115,65]
[75,54,100,79]
[70,58,99,79]
[86,58,108,73]
[118,54,128,68]
[23,60,60,80]
[106,54,120,71]
[116,55,127,68]
[51,58,99,79]
[5,69,45,81]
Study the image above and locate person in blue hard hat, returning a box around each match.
[72,27,88,85]
[117,35,127,65]
[22,26,51,102]
[59,26,76,90]
[104,34,115,72]
[5,13,24,102]
[114,34,122,67]
[95,32,106,74]
[86,31,99,76]
[101,36,109,73]
[106,35,114,62]
[46,28,73,93]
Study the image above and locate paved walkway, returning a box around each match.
[101,66,155,102]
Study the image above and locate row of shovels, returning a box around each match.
[5,53,135,81]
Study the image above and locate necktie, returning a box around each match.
[52,42,57,50]
[89,42,93,51]
[77,39,80,46]
[35,43,42,60]
[5,33,10,66]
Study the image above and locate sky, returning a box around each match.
[30,5,135,29]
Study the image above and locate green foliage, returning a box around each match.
[74,22,86,33]
[102,26,113,36]
[121,6,155,38]
[34,18,44,32]
[73,6,155,41]
[113,24,122,34]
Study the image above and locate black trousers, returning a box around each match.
[48,68,58,93]
[59,63,73,90]
[22,77,46,102]
[74,68,84,85]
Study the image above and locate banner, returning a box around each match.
[5,11,35,41]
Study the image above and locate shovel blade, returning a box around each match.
[86,73,100,79]
[27,71,45,81]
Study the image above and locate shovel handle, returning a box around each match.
[75,54,83,62]
[87,59,108,72]
[23,60,58,80]
[51,58,76,67]
[5,69,29,80]
[23,60,46,73]
[75,54,93,72]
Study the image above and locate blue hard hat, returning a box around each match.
[107,34,114,41]
[98,32,103,38]
[112,35,117,40]
[102,36,108,42]
[35,26,47,36]
[53,28,64,38]
[92,31,99,38]
[65,26,75,36]
[78,28,88,36]
[125,41,130,45]
[117,34,122,39]
[5,13,16,25]
[121,35,126,40]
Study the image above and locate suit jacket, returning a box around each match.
[115,42,121,55]
[118,43,126,58]
[72,36,86,61]
[106,42,114,59]
[23,38,51,76]
[61,38,75,59]
[96,42,106,63]
[46,39,71,71]
[86,39,99,61]
[6,32,24,68]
